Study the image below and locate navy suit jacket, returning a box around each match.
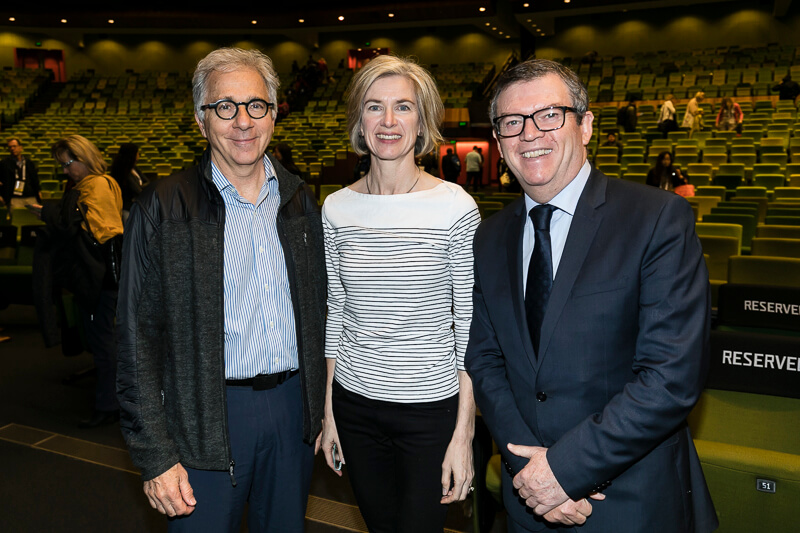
[465,168,718,532]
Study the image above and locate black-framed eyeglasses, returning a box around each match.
[494,106,578,138]
[60,159,75,169]
[200,98,274,120]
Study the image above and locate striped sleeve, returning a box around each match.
[449,206,481,371]
[323,205,345,360]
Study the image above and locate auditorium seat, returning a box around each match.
[687,196,721,220]
[751,238,800,258]
[773,187,800,200]
[696,222,743,253]
[698,234,739,307]
[757,224,800,239]
[688,390,800,533]
[728,197,767,222]
[728,256,800,285]
[696,186,727,201]
[702,213,756,254]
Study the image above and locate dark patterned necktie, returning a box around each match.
[525,204,556,356]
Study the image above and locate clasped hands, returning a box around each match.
[507,443,605,527]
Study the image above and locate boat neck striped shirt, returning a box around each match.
[322,180,480,403]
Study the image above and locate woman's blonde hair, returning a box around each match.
[345,55,444,157]
[51,134,107,176]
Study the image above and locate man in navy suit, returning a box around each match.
[465,59,718,532]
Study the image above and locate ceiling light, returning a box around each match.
[541,33,546,36]
[338,15,344,21]
[251,20,257,24]
[61,19,67,23]
[532,24,537,27]
[506,35,511,39]
[388,13,394,18]
[523,3,529,7]
[298,19,304,23]
[8,17,15,22]
[479,7,486,12]
[485,22,490,26]
[491,26,496,30]
[527,19,531,22]
[499,31,503,35]
[564,0,570,3]
[108,19,114,24]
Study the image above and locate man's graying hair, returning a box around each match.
[192,47,279,121]
[489,59,589,125]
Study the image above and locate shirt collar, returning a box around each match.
[524,159,591,216]
[211,154,276,195]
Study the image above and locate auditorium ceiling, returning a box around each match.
[0,0,794,35]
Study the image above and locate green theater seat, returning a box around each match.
[688,390,800,533]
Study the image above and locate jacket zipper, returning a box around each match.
[214,183,236,487]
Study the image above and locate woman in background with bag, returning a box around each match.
[30,135,124,428]
[646,151,691,195]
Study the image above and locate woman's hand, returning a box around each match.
[315,412,345,476]
[440,433,474,503]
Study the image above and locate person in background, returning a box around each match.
[31,135,123,428]
[116,47,326,532]
[319,54,480,533]
[646,151,689,191]
[616,99,638,133]
[441,147,461,183]
[598,131,623,159]
[419,149,439,178]
[657,94,678,138]
[715,97,743,133]
[466,58,717,532]
[465,144,483,192]
[110,143,148,223]
[272,142,302,176]
[682,91,705,130]
[773,74,800,102]
[1,137,41,208]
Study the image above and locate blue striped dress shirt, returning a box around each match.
[211,156,298,379]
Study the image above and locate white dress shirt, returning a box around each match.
[522,160,591,295]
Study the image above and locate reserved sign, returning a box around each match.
[709,330,800,398]
[717,284,800,332]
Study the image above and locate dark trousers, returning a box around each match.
[168,374,314,533]
[332,380,458,533]
[466,171,481,192]
[508,513,574,533]
[78,289,118,412]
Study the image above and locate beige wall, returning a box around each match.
[535,5,799,60]
[0,24,513,80]
[319,26,513,70]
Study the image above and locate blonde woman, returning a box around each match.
[34,135,123,427]
[317,55,480,532]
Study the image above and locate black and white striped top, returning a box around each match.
[322,181,480,403]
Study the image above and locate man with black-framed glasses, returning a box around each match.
[465,59,717,532]
[117,47,326,532]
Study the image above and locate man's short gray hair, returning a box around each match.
[489,59,589,125]
[193,47,279,121]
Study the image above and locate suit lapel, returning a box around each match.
[506,198,538,369]
[537,169,608,368]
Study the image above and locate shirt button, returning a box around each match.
[536,392,547,402]
[259,246,264,253]
[270,321,275,328]
[264,284,269,291]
